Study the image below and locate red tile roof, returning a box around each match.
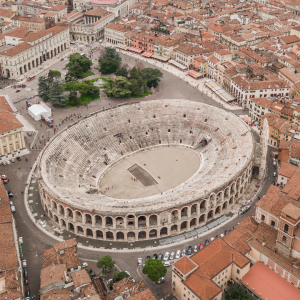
[173,256,198,275]
[0,110,23,133]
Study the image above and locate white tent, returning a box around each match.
[28,101,51,121]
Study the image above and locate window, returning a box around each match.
[284,224,289,233]
[270,220,275,227]
[237,269,240,274]
[261,215,265,221]
[282,236,287,243]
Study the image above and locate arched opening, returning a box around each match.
[190,218,196,228]
[106,231,114,240]
[32,60,35,68]
[61,45,63,51]
[200,200,206,210]
[86,228,93,237]
[68,223,74,232]
[191,204,197,215]
[207,210,214,220]
[138,231,146,240]
[149,229,157,238]
[222,201,228,210]
[127,231,135,241]
[171,210,179,220]
[181,207,188,218]
[96,230,103,239]
[61,219,66,228]
[59,205,64,216]
[171,225,178,233]
[149,215,157,226]
[52,201,57,210]
[95,215,102,226]
[20,67,23,75]
[85,214,92,224]
[160,227,168,236]
[106,216,113,227]
[117,232,124,240]
[231,183,236,193]
[229,197,233,205]
[36,58,39,66]
[116,217,124,228]
[67,208,73,219]
[216,192,222,202]
[181,221,187,230]
[54,215,59,223]
[138,216,146,228]
[75,211,82,222]
[224,187,230,198]
[127,215,135,227]
[77,226,84,235]
[215,206,221,215]
[199,214,205,223]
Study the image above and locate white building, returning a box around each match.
[28,102,52,121]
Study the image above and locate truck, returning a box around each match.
[41,115,53,127]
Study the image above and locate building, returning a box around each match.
[104,22,132,46]
[154,34,185,60]
[174,43,203,69]
[278,140,300,166]
[0,96,27,162]
[0,26,70,79]
[278,67,300,97]
[12,15,46,31]
[0,7,17,22]
[277,162,299,186]
[172,238,250,300]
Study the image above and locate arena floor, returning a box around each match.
[98,147,201,199]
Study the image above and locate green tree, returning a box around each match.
[103,76,132,98]
[67,53,92,78]
[48,69,61,78]
[68,90,80,106]
[113,271,129,283]
[225,285,251,300]
[137,76,145,94]
[65,70,77,82]
[37,75,50,101]
[100,57,120,74]
[130,66,139,80]
[97,255,115,274]
[129,78,140,96]
[139,68,163,88]
[102,47,121,63]
[48,78,68,106]
[142,259,167,283]
[115,64,129,78]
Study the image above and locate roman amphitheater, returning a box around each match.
[37,99,255,242]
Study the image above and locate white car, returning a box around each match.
[163,261,171,267]
[163,252,170,261]
[18,237,23,244]
[82,262,88,268]
[175,250,181,259]
[11,205,15,212]
[22,259,27,268]
[156,277,165,284]
[273,161,276,166]
[40,221,46,228]
[273,172,276,177]
[170,252,175,260]
[210,237,215,242]
[11,158,15,163]
[194,245,198,253]
[137,258,142,266]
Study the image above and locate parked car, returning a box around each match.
[163,261,171,267]
[90,273,96,278]
[11,158,15,163]
[175,250,181,259]
[210,237,215,242]
[163,252,170,261]
[9,201,13,206]
[23,267,28,278]
[23,259,27,268]
[273,172,276,177]
[273,161,276,166]
[181,249,186,257]
[61,58,64,61]
[82,262,88,268]
[205,239,209,246]
[16,90,20,93]
[16,157,21,161]
[199,243,204,250]
[7,191,13,197]
[11,205,16,212]
[24,278,29,285]
[25,289,30,297]
[194,245,198,253]
[187,246,192,255]
[170,252,175,260]
[40,221,46,228]
[145,256,151,263]
[87,268,92,273]
[137,258,142,266]
[158,253,163,260]
[152,254,157,260]
[156,277,165,284]
[2,161,7,166]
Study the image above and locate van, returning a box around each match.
[156,277,165,284]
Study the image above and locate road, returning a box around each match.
[0,41,274,299]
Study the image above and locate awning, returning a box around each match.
[187,70,202,79]
[128,47,143,53]
[205,80,235,102]
[142,51,153,58]
[152,54,169,62]
[168,59,187,70]
[118,45,129,50]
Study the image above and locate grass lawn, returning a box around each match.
[81,71,95,78]
[78,94,99,105]
[131,91,152,98]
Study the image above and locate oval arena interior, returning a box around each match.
[37,100,255,242]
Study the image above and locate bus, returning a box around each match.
[27,76,36,82]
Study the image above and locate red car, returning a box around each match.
[24,278,29,285]
[199,243,204,250]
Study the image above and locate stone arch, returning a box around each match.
[116,232,124,240]
[95,215,102,226]
[36,58,39,66]
[68,223,74,232]
[160,227,168,236]
[207,210,214,220]
[171,224,178,233]
[216,191,223,202]
[199,214,205,223]
[149,215,157,226]
[54,214,59,223]
[85,213,92,224]
[61,44,63,51]
[229,197,234,205]
[106,231,114,240]
[138,216,146,228]
[32,60,35,68]
[75,211,82,222]
[58,205,64,216]
[200,200,206,210]
[181,207,188,218]
[236,177,241,188]
[28,62,31,70]
[230,182,236,193]
[116,217,124,228]
[57,46,60,53]
[215,206,221,215]
[209,193,216,202]
[190,218,197,228]
[222,201,228,210]
[127,214,135,227]
[96,230,103,239]
[181,221,187,230]
[67,208,73,219]
[138,231,146,240]
[127,231,135,241]
[52,200,57,209]
[61,219,66,228]
[86,228,93,237]
[171,210,179,220]
[77,226,84,235]
[149,229,157,238]
[106,216,113,226]
[20,66,23,75]
[191,203,198,215]
[224,186,230,198]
